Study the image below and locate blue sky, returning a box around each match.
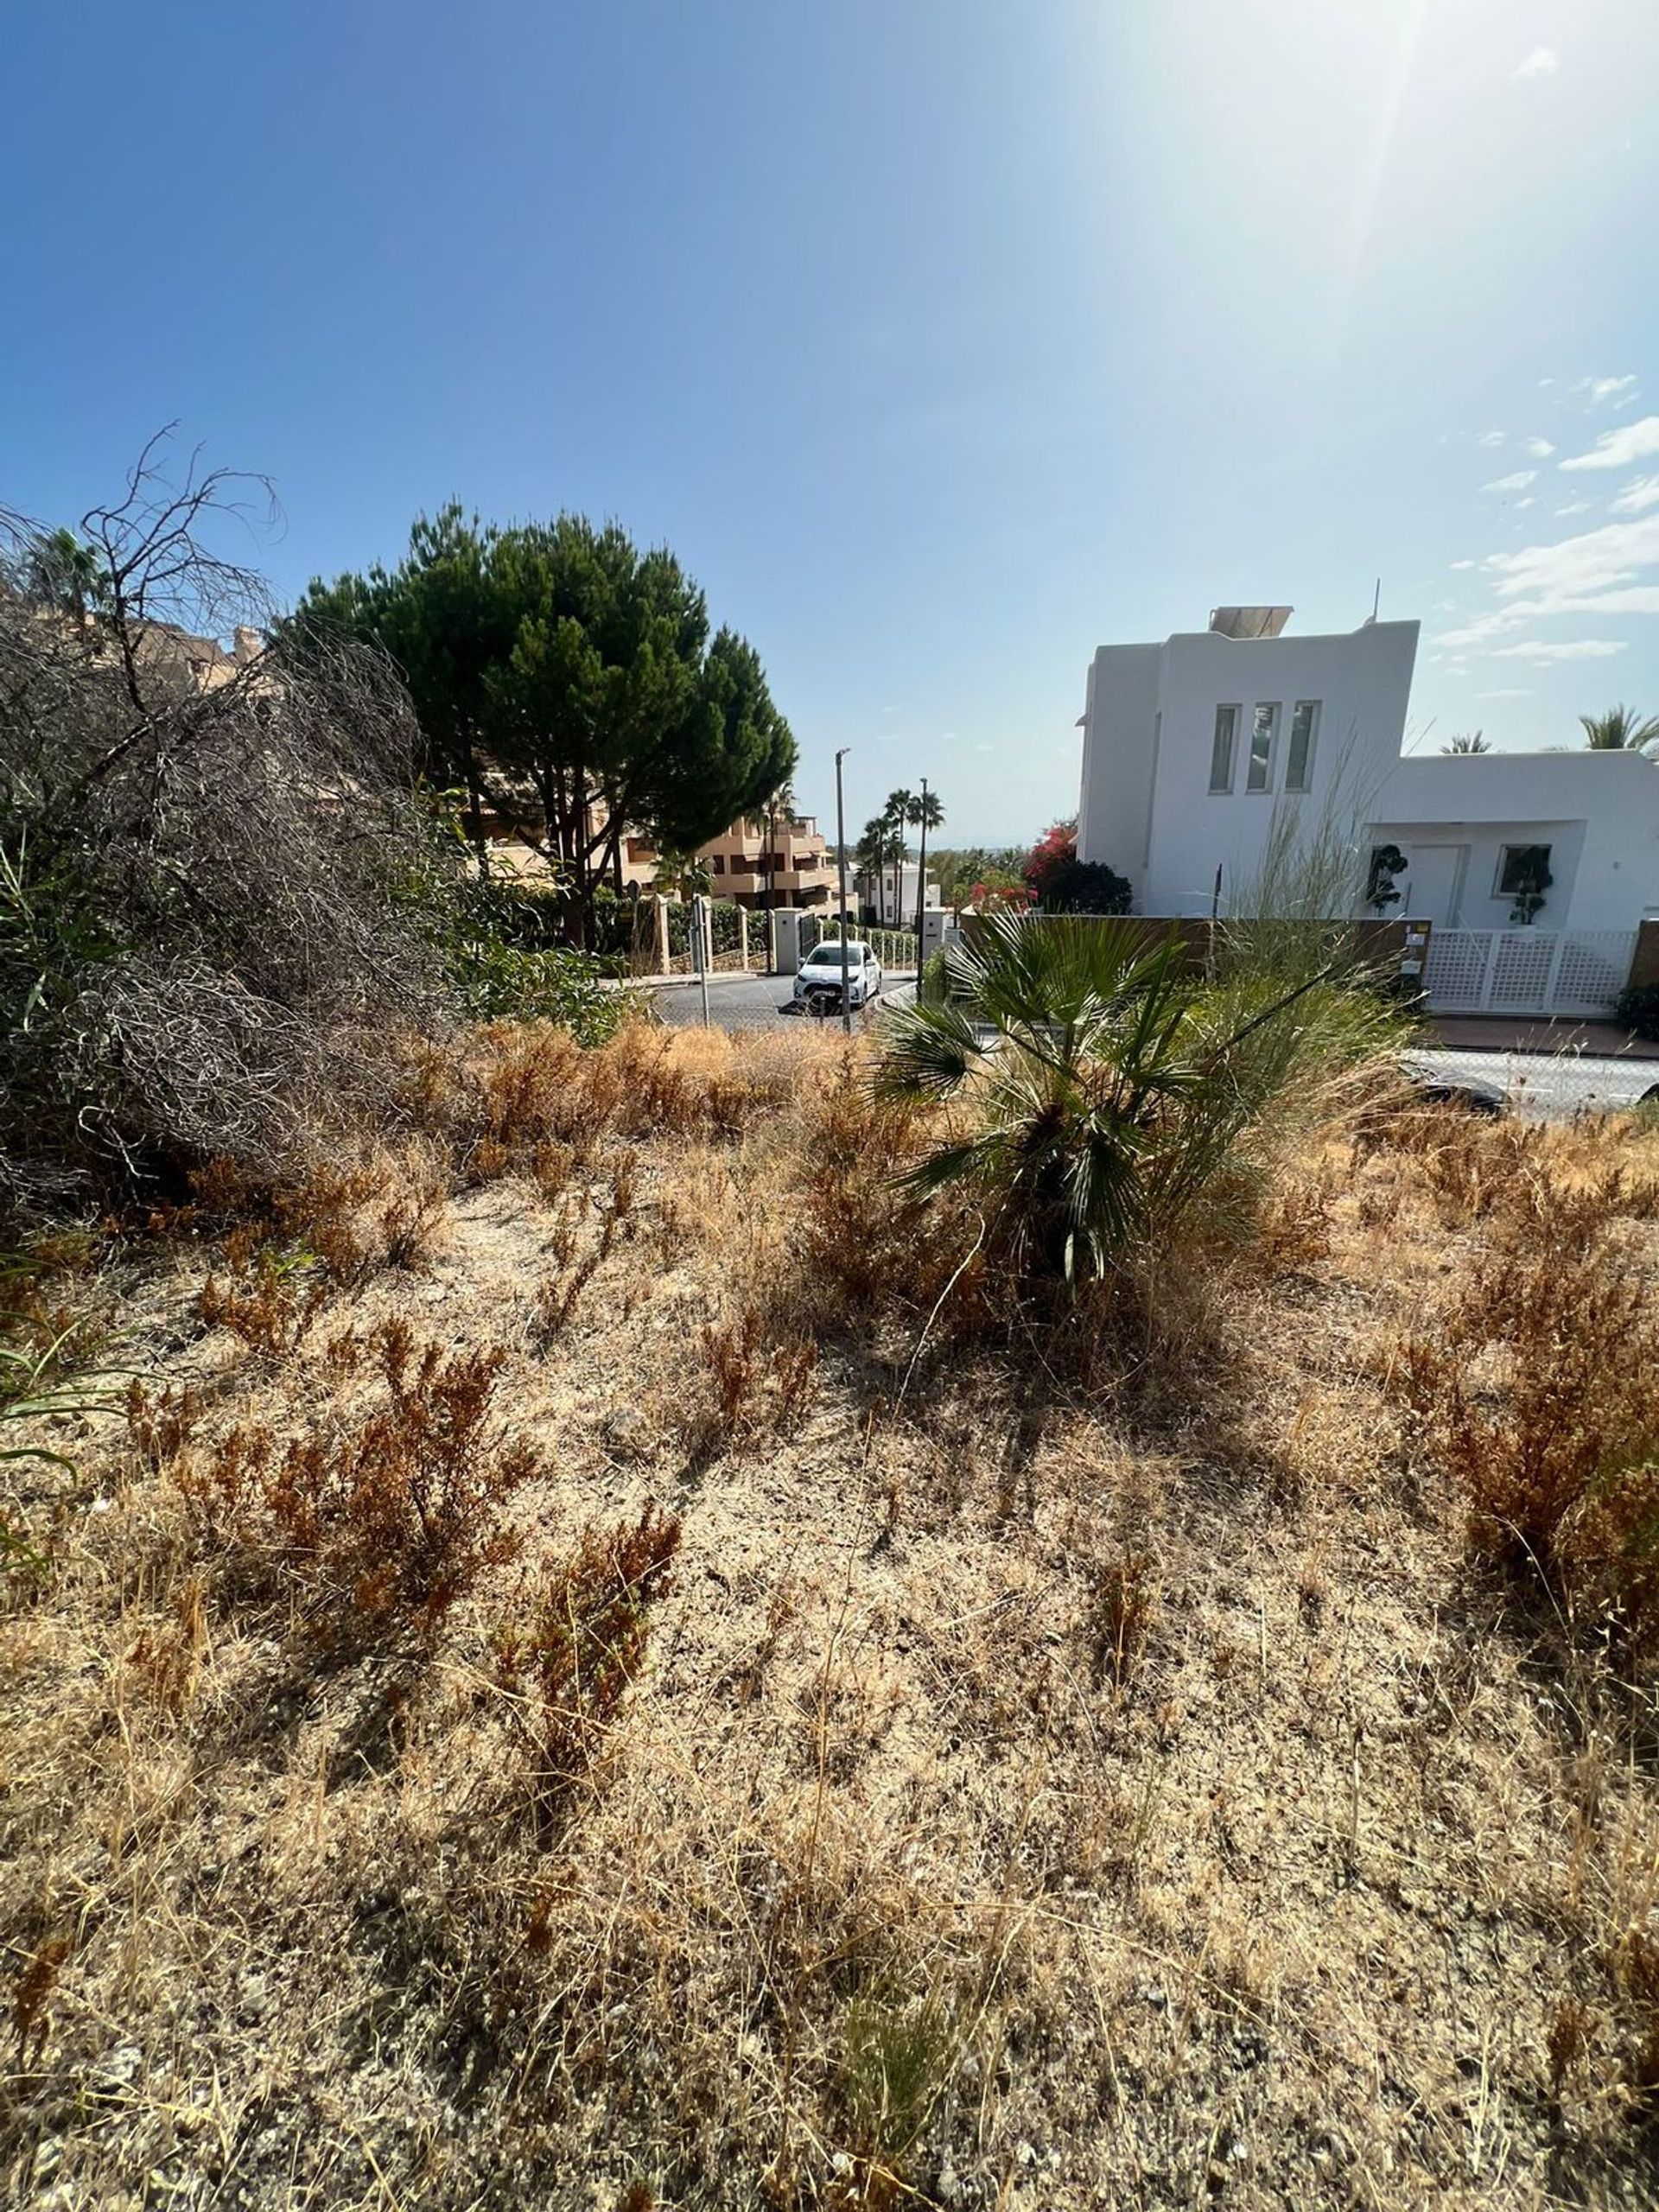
[5,1,1657,844]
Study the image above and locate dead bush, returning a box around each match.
[490,1501,681,1821]
[125,1378,204,1473]
[674,1303,820,1458]
[414,1020,828,1185]
[1,441,446,1208]
[792,1081,972,1329]
[176,1321,540,1649]
[1402,1230,1659,1661]
[1083,1552,1160,1687]
[197,1249,327,1357]
[528,1160,636,1345]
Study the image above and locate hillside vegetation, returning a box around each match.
[5,1016,1659,2210]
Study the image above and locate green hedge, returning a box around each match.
[1614,982,1659,1042]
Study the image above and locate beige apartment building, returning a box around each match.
[486,805,838,908]
[687,811,836,908]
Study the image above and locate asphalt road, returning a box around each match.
[651,970,917,1033]
[652,974,1659,1120]
[1402,1047,1659,1121]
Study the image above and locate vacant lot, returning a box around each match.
[4,1024,1659,2209]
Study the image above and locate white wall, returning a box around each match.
[1077,620,1419,915]
[856,862,939,925]
[1372,750,1659,931]
[1077,643,1161,879]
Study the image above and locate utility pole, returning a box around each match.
[913,776,930,950]
[835,747,852,1036]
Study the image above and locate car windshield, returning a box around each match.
[805,944,866,966]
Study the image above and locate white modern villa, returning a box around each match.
[1075,605,1659,1017]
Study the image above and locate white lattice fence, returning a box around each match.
[1424,930,1636,1017]
[1489,933,1555,1012]
[1422,931,1492,1012]
[1552,933,1639,1018]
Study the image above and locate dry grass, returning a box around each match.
[4,1037,1659,2208]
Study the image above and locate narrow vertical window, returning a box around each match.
[1286,700,1319,791]
[1209,704,1238,792]
[1246,702,1279,791]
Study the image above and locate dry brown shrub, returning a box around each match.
[1083,1552,1160,1687]
[197,1249,327,1357]
[1399,1155,1659,1659]
[11,1934,71,2056]
[490,1501,681,1821]
[175,1321,540,1649]
[413,1020,830,1184]
[674,1302,821,1458]
[528,1158,637,1345]
[125,1378,203,1472]
[791,1080,972,1330]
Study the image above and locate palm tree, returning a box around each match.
[652,847,713,899]
[874,910,1395,1284]
[882,790,914,927]
[1442,731,1491,754]
[22,526,106,616]
[756,778,794,969]
[855,816,891,925]
[909,785,944,940]
[1580,704,1659,752]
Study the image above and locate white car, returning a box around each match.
[793,939,882,1013]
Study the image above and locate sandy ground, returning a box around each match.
[4,1031,1659,2209]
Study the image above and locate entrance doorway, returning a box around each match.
[1405,843,1468,926]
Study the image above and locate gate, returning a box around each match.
[1423,930,1636,1019]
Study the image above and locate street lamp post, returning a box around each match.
[835,747,852,1036]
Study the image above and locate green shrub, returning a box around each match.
[1614,982,1659,1042]
[448,937,645,1043]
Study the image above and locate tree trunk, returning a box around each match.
[463,750,490,878]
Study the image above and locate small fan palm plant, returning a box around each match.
[874,911,1394,1283]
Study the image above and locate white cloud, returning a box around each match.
[1434,609,1529,649]
[1539,378,1555,389]
[1478,429,1506,448]
[1485,513,1659,601]
[1523,437,1556,459]
[1449,558,1476,571]
[1513,46,1559,78]
[1483,468,1538,493]
[1554,500,1592,516]
[1573,375,1639,411]
[1511,497,1538,510]
[1560,416,1659,472]
[1490,639,1627,662]
[973,742,994,753]
[1478,689,1533,698]
[1609,475,1659,516]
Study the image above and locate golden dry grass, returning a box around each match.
[3,1027,1659,2209]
